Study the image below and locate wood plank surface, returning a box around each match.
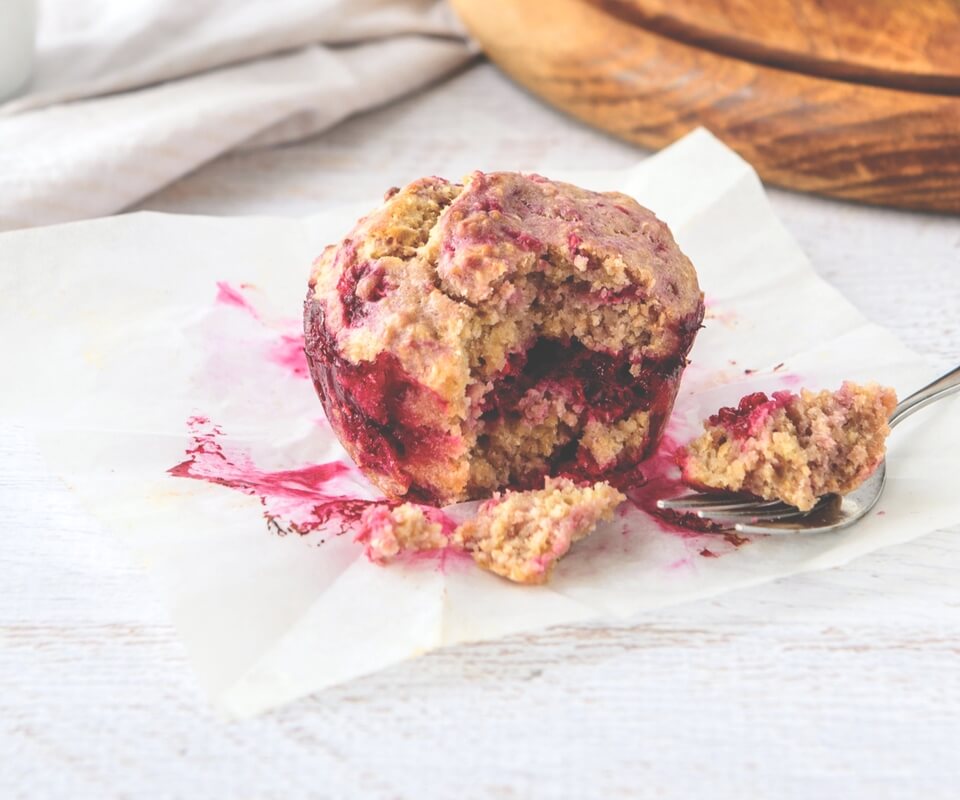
[452,0,960,212]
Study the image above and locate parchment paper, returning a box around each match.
[1,129,957,716]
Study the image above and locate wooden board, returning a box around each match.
[604,0,960,92]
[451,0,960,212]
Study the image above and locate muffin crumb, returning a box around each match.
[356,503,449,564]
[453,477,625,584]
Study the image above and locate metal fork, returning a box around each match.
[656,364,960,535]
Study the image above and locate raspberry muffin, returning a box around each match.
[304,172,704,505]
[678,382,897,511]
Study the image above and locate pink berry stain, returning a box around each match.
[168,416,463,568]
[614,431,749,558]
[215,281,309,381]
[702,295,737,328]
[270,333,310,380]
[215,281,261,318]
[167,282,465,567]
[168,415,385,537]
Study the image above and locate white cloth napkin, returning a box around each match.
[0,0,472,231]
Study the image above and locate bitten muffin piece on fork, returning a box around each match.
[678,382,897,512]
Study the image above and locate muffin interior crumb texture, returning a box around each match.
[678,382,897,511]
[454,477,625,584]
[305,171,703,504]
[357,478,625,585]
[356,504,450,565]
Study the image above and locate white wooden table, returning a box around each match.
[3,62,960,799]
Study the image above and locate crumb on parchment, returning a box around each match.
[356,503,449,565]
[359,478,625,585]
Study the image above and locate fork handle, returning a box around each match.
[889,364,960,429]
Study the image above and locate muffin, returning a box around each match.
[678,383,897,511]
[304,171,704,505]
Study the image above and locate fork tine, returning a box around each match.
[731,521,811,536]
[733,495,849,534]
[697,504,808,522]
[691,499,792,515]
[656,496,784,513]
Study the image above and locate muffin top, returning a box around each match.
[308,171,702,421]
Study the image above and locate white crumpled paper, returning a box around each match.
[2,130,958,716]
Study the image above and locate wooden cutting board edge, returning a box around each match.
[598,0,960,92]
[452,0,960,213]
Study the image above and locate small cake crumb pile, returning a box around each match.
[678,382,897,511]
[357,478,625,584]
[356,503,449,565]
[453,477,625,585]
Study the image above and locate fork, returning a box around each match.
[656,364,960,535]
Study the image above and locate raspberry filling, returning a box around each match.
[477,337,686,471]
[306,293,699,503]
[304,301,459,499]
[337,259,390,327]
[708,390,794,439]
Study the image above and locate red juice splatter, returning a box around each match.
[216,281,261,319]
[402,541,473,572]
[270,333,309,380]
[168,415,388,537]
[610,433,746,561]
[702,295,737,327]
[779,372,803,388]
[168,416,463,572]
[611,434,714,537]
[215,281,309,381]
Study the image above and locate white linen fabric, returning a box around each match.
[0,0,472,231]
